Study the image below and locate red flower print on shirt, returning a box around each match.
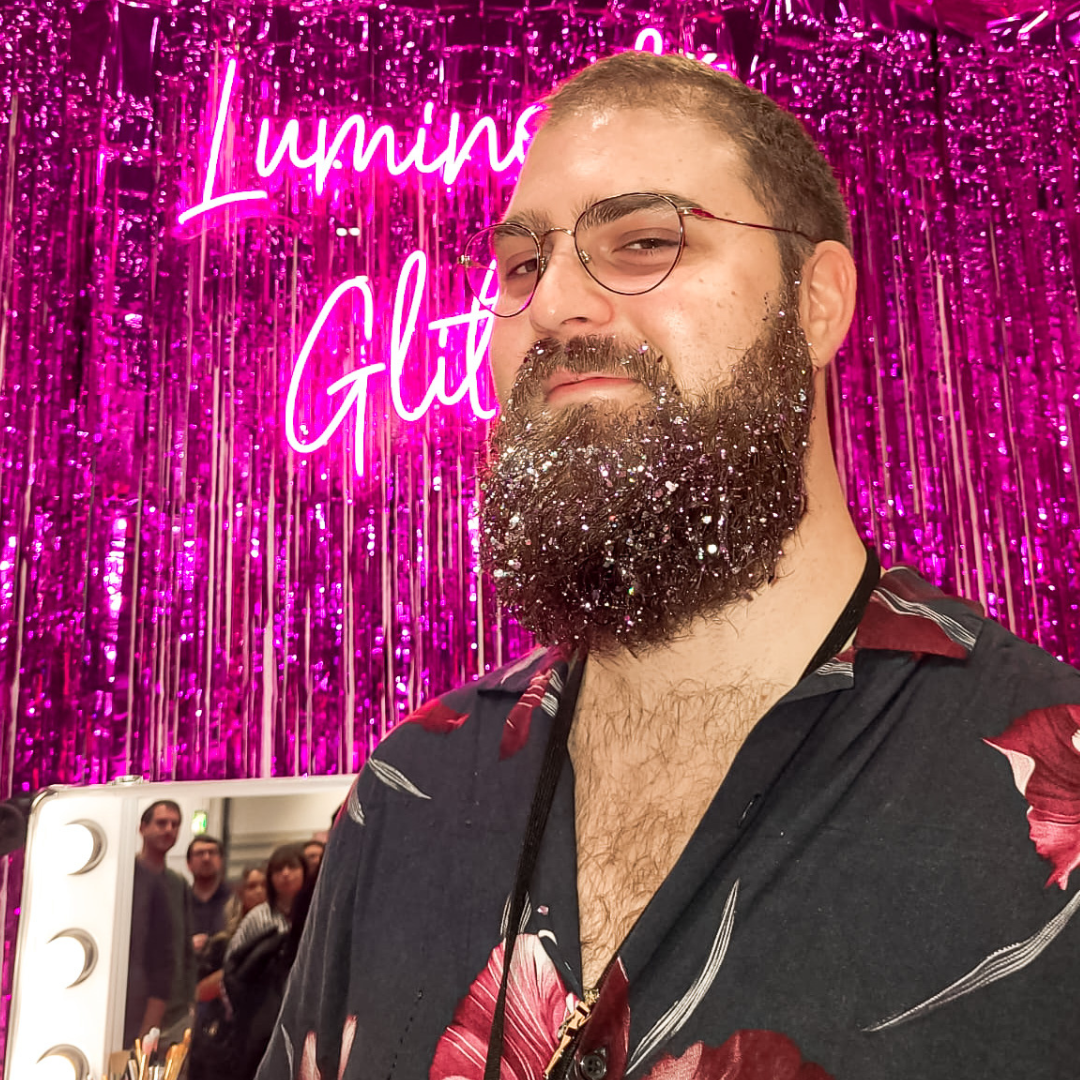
[406,697,469,734]
[642,1031,833,1080]
[985,703,1080,890]
[430,938,828,1080]
[297,1015,357,1080]
[500,666,557,760]
[430,935,578,1080]
[499,646,572,760]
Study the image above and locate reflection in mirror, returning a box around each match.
[7,776,354,1080]
[128,787,348,1078]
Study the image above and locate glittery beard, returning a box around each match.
[480,288,815,653]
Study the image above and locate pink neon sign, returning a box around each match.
[182,37,716,475]
[178,58,543,225]
[178,34,714,225]
[284,253,495,477]
[178,58,507,474]
[177,60,268,224]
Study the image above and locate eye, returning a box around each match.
[605,228,682,266]
[502,253,540,280]
[618,233,681,253]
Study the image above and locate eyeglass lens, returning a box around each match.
[461,193,684,316]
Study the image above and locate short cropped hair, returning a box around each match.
[543,51,852,274]
[186,834,223,861]
[140,799,182,828]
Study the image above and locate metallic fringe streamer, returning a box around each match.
[0,0,1077,1065]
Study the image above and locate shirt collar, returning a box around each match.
[476,644,568,696]
[787,566,984,699]
[478,566,985,698]
[852,566,981,660]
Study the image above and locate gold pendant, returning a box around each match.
[544,988,600,1079]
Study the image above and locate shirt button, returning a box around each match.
[579,1050,608,1080]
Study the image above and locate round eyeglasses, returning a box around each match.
[458,191,817,318]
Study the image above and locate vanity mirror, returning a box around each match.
[6,775,354,1080]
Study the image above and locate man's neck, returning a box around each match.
[139,848,166,872]
[575,455,870,754]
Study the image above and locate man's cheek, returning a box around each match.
[488,353,520,406]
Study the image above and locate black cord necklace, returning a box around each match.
[482,648,586,1080]
[796,546,880,681]
[482,546,880,1080]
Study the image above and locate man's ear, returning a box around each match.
[798,241,857,369]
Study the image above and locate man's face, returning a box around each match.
[187,841,223,882]
[481,107,815,650]
[140,806,181,857]
[488,107,786,408]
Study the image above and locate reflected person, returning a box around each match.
[224,845,310,1080]
[123,855,173,1047]
[138,799,196,1046]
[188,834,230,952]
[189,864,269,1080]
[302,839,325,877]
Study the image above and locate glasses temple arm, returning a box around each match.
[680,206,818,243]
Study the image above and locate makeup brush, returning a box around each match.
[162,1029,192,1080]
[138,1027,159,1080]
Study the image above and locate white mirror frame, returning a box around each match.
[6,775,354,1080]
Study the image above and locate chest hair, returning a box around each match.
[569,680,782,988]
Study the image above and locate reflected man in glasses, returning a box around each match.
[259,50,1080,1080]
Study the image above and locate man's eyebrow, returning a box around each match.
[651,190,698,210]
[501,207,554,233]
[500,197,612,233]
[502,192,702,233]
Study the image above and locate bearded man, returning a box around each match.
[259,52,1080,1080]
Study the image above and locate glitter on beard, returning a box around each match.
[480,283,815,654]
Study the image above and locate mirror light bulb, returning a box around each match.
[55,824,96,877]
[48,934,88,988]
[35,1055,78,1080]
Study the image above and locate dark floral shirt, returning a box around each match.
[258,568,1080,1080]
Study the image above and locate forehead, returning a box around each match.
[191,841,218,853]
[507,107,761,224]
[151,807,180,824]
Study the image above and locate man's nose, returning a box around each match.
[527,236,614,335]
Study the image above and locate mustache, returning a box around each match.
[506,336,670,410]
